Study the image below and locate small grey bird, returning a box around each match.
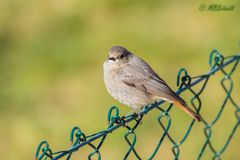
[103,46,201,121]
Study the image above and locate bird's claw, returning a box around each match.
[120,116,129,127]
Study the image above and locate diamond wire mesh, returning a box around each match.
[35,50,240,160]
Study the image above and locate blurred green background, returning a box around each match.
[0,0,239,159]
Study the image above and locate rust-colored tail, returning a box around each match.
[173,101,201,122]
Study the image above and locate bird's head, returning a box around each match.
[107,46,132,67]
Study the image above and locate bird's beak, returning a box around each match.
[108,57,116,61]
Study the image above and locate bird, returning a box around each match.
[103,46,201,121]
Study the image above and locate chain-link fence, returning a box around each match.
[35,50,240,160]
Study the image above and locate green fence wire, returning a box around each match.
[35,50,240,160]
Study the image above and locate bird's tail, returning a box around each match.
[173,100,201,122]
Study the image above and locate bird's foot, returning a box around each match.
[120,116,128,127]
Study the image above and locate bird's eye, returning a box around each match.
[120,54,125,59]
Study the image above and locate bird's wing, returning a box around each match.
[118,57,186,105]
[118,56,201,121]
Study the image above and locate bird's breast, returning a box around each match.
[103,67,153,108]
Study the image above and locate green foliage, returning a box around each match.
[0,0,239,159]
